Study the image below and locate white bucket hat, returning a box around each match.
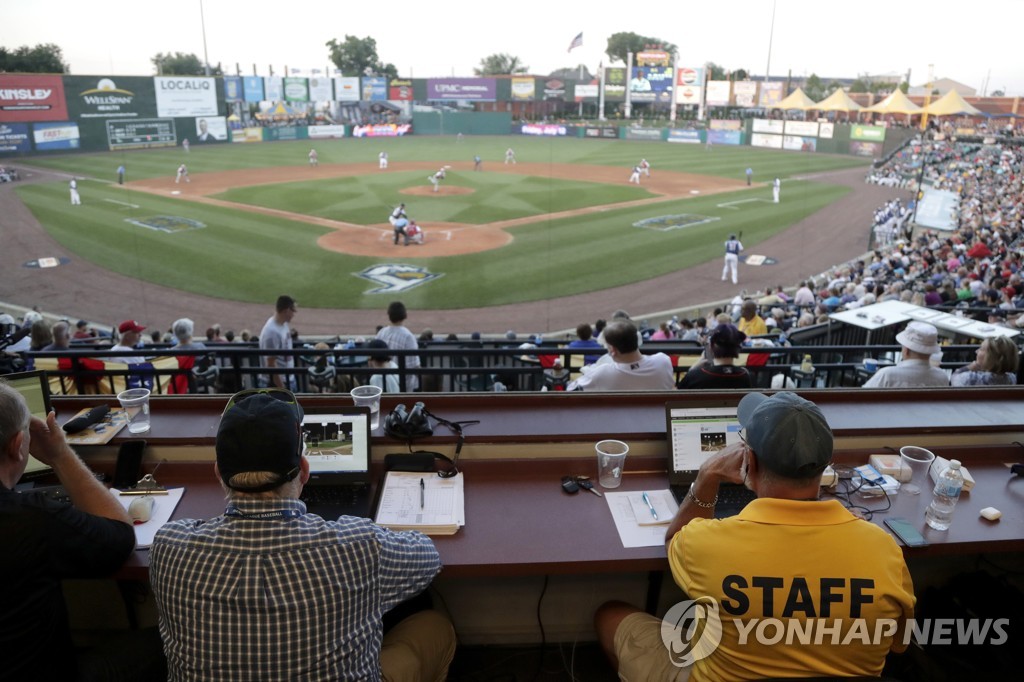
[896,322,940,355]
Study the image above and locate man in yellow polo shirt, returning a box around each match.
[736,300,767,337]
[596,392,915,681]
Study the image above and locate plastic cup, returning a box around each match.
[351,385,383,430]
[899,446,936,495]
[117,388,151,434]
[596,439,629,488]
[863,358,877,372]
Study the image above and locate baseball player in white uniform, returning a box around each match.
[773,177,781,203]
[175,164,189,184]
[505,148,516,165]
[722,234,744,284]
[69,179,81,205]
[379,151,388,169]
[308,149,318,166]
[182,138,190,153]
[639,159,650,177]
[428,168,446,192]
[628,165,641,184]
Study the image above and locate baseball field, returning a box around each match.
[14,136,869,321]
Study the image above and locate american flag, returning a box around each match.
[567,32,583,53]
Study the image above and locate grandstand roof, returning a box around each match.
[922,90,983,116]
[862,90,922,114]
[815,89,862,112]
[772,87,817,111]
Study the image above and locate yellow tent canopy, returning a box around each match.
[922,90,983,116]
[772,87,818,110]
[815,89,862,112]
[862,90,922,114]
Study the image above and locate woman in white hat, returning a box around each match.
[862,322,949,388]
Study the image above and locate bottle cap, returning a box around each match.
[949,459,961,469]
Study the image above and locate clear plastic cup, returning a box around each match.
[350,385,383,430]
[117,388,151,434]
[596,439,629,488]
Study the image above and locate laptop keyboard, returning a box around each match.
[671,484,756,517]
[301,486,362,507]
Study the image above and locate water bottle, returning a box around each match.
[925,459,964,531]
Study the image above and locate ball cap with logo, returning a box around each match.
[895,321,940,355]
[216,391,305,492]
[737,392,833,479]
[118,320,146,334]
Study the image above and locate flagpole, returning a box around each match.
[625,52,633,120]
[578,63,584,119]
[598,63,606,121]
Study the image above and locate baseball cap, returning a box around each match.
[118,320,146,334]
[737,392,833,479]
[216,390,305,492]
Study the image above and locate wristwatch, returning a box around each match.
[688,482,718,509]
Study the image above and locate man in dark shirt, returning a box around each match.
[0,381,153,680]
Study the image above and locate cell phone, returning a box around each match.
[113,440,147,489]
[884,517,929,547]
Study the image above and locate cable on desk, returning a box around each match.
[531,574,549,682]
[824,473,892,521]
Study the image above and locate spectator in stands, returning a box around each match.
[567,323,602,365]
[40,321,71,352]
[737,300,767,337]
[109,320,147,364]
[863,322,948,388]
[259,295,297,390]
[676,324,751,390]
[149,390,454,681]
[793,281,815,308]
[682,317,707,344]
[365,338,401,393]
[72,320,95,341]
[171,318,206,351]
[29,320,52,351]
[649,321,672,341]
[950,336,1019,386]
[376,301,421,392]
[567,320,673,391]
[0,381,164,681]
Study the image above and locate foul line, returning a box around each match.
[104,198,140,209]
[717,198,772,210]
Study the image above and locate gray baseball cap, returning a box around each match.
[737,392,833,479]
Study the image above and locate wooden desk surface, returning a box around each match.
[118,452,1024,581]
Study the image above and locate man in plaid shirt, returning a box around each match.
[150,389,454,681]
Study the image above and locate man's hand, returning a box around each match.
[699,443,747,487]
[28,412,75,466]
[665,443,748,547]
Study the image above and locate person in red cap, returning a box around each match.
[109,320,146,364]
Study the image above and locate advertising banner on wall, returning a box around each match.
[65,76,156,121]
[511,77,535,101]
[705,81,731,106]
[309,124,347,139]
[0,74,68,122]
[675,67,704,105]
[520,123,568,136]
[629,66,673,103]
[625,128,663,141]
[193,116,227,142]
[155,77,218,117]
[542,79,566,100]
[751,132,783,149]
[784,120,819,137]
[583,126,619,139]
[264,77,283,101]
[352,123,411,137]
[707,129,741,145]
[604,67,626,101]
[308,77,333,102]
[709,119,742,130]
[752,119,785,134]
[574,84,597,100]
[733,81,757,107]
[818,122,834,139]
[783,135,817,151]
[243,76,264,102]
[389,79,413,101]
[361,77,387,101]
[334,77,359,101]
[758,82,784,107]
[231,127,264,143]
[426,78,497,101]
[668,129,701,143]
[32,121,80,150]
[283,77,308,103]
[0,123,31,153]
[223,76,243,102]
[850,140,882,157]
[851,124,886,141]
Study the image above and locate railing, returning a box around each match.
[18,341,993,396]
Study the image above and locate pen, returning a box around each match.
[420,477,425,509]
[642,491,658,521]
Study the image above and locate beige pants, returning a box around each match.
[381,610,456,682]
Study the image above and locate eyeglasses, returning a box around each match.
[222,387,298,417]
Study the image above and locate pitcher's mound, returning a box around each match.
[401,186,475,196]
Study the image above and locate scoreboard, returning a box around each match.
[106,118,176,150]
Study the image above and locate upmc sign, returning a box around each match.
[0,75,68,122]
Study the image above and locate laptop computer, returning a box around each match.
[299,408,373,519]
[4,371,55,485]
[666,400,756,518]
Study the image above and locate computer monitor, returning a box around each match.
[2,371,54,481]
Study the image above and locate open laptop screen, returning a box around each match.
[302,410,370,475]
[3,371,54,481]
[666,402,743,482]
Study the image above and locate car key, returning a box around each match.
[561,476,580,494]
[576,476,603,497]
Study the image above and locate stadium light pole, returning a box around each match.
[764,0,777,83]
[199,0,211,76]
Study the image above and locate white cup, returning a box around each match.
[596,439,629,488]
[350,385,383,430]
[117,388,151,434]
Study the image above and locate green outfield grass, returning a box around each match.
[17,137,866,309]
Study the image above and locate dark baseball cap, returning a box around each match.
[216,390,305,492]
[737,392,833,479]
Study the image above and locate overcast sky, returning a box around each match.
[6,0,1022,95]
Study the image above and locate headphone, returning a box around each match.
[383,402,479,478]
